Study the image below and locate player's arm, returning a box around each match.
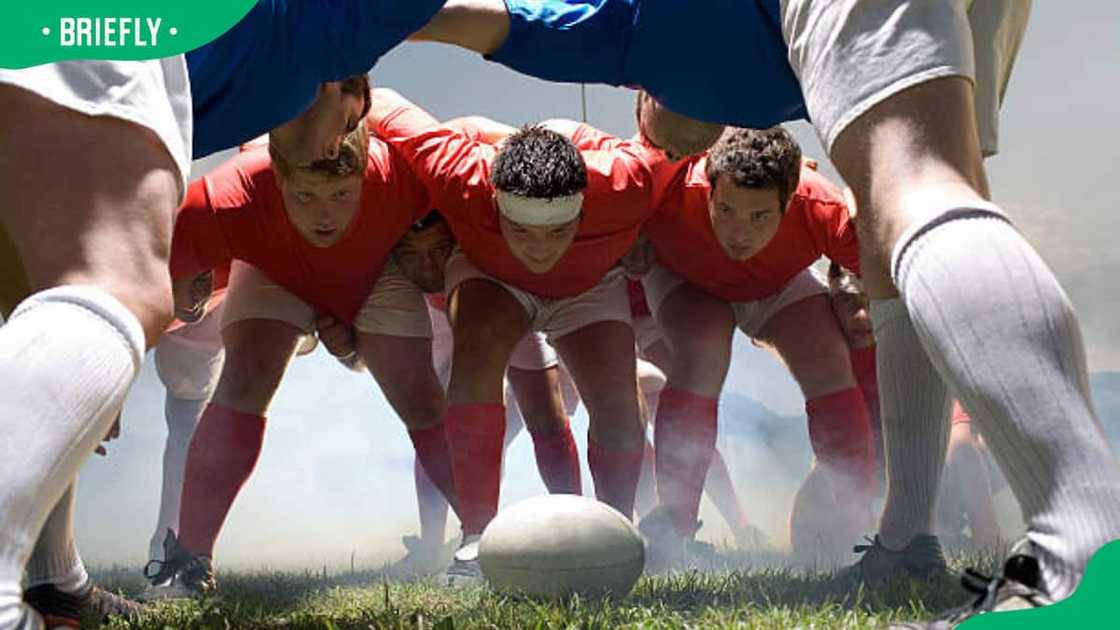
[411,0,511,55]
[446,115,518,144]
[372,91,499,207]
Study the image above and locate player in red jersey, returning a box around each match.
[368,89,657,586]
[319,209,585,575]
[621,126,879,567]
[143,121,453,598]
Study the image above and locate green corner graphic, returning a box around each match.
[961,539,1120,628]
[0,1,256,69]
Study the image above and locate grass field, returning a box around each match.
[91,551,998,629]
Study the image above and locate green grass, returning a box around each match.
[93,552,1000,629]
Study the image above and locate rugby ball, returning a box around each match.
[479,495,645,598]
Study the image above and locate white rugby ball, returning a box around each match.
[479,495,645,598]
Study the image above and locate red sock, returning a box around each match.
[849,346,883,490]
[654,387,718,536]
[530,420,582,495]
[178,403,266,556]
[446,403,505,535]
[806,388,876,500]
[587,441,643,520]
[409,423,458,512]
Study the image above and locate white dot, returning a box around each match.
[41,27,50,36]
[169,27,178,36]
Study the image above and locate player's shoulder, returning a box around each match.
[790,166,847,217]
[204,148,275,211]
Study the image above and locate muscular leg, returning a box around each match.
[446,279,529,536]
[757,295,876,555]
[554,321,644,518]
[832,76,1120,598]
[361,332,458,512]
[177,319,302,557]
[653,283,734,535]
[507,366,582,494]
[0,87,178,628]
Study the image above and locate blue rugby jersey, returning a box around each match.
[488,0,807,128]
[187,0,446,157]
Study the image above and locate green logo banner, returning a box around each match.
[961,539,1120,628]
[0,1,257,69]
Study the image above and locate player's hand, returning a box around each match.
[172,270,213,323]
[621,233,657,278]
[94,412,122,457]
[316,314,357,359]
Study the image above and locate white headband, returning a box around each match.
[495,190,583,226]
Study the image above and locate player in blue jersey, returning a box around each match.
[415,0,1120,621]
[0,3,448,626]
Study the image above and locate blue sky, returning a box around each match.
[74,3,1120,569]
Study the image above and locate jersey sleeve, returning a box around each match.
[568,123,624,151]
[169,158,263,279]
[488,0,633,85]
[271,0,446,81]
[581,142,656,220]
[819,200,861,275]
[377,105,499,216]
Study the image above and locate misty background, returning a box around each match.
[73,3,1119,570]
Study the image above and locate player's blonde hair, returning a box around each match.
[269,118,369,186]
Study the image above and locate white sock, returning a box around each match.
[894,207,1120,599]
[149,394,208,561]
[24,484,90,595]
[871,298,952,550]
[0,286,144,628]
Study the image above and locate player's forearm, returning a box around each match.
[411,0,510,55]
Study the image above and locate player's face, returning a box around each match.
[393,222,456,293]
[830,287,874,348]
[708,176,783,261]
[498,214,580,274]
[279,175,363,247]
[636,91,724,161]
[270,82,365,168]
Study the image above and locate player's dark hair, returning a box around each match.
[411,209,445,232]
[705,126,802,212]
[490,125,587,199]
[339,74,372,120]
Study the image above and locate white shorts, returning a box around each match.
[643,264,828,338]
[155,301,226,401]
[445,248,632,341]
[780,0,1030,155]
[222,259,431,354]
[0,58,193,195]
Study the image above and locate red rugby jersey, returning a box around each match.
[376,105,656,299]
[645,156,859,303]
[170,140,429,324]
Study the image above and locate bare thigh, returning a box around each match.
[0,85,181,345]
[755,295,855,399]
[361,333,445,431]
[447,279,530,405]
[211,319,303,414]
[554,320,642,451]
[831,77,989,298]
[656,282,735,398]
